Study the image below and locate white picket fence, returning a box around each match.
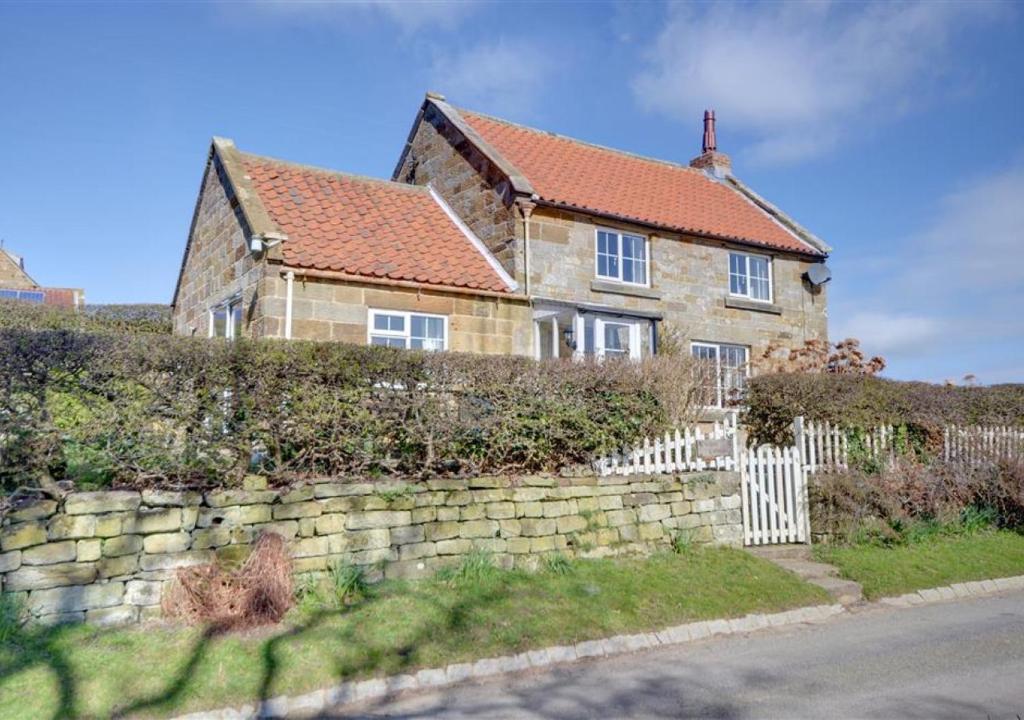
[944,425,1024,464]
[593,412,739,476]
[795,417,1024,474]
[794,417,896,474]
[741,444,809,545]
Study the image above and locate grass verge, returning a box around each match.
[815,530,1024,600]
[0,548,826,719]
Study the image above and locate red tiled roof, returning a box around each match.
[459,111,819,255]
[240,154,513,293]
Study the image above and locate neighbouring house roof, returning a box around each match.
[0,248,38,288]
[172,138,518,306]
[404,96,828,257]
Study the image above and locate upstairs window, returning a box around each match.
[729,252,772,302]
[210,297,243,340]
[596,229,648,285]
[369,310,447,351]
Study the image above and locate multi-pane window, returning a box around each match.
[369,310,446,351]
[596,229,648,285]
[210,298,243,340]
[729,252,771,302]
[691,342,749,407]
[0,288,45,303]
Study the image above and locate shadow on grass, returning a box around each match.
[0,570,527,719]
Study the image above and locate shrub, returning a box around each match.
[0,299,171,334]
[0,329,700,493]
[436,550,500,587]
[744,373,1024,446]
[810,456,1024,544]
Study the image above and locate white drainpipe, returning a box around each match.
[284,271,295,339]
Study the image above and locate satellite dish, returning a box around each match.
[804,263,832,287]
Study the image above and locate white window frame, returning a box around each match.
[571,313,646,361]
[209,295,243,340]
[367,309,448,351]
[594,227,650,287]
[728,251,773,303]
[691,341,749,408]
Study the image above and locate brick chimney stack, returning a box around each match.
[689,109,732,178]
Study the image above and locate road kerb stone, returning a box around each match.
[445,662,473,684]
[574,639,606,658]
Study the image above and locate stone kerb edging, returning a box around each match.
[172,603,846,720]
[172,572,1024,719]
[877,574,1024,608]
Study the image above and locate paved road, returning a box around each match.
[323,590,1024,719]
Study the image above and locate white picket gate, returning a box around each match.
[740,444,809,546]
[594,412,739,476]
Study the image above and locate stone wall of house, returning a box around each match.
[0,472,742,626]
[0,251,37,289]
[257,273,534,355]
[171,158,272,338]
[395,103,522,284]
[527,207,829,355]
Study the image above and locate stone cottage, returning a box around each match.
[0,247,85,307]
[172,93,831,406]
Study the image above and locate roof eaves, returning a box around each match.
[725,175,832,255]
[420,95,536,197]
[533,198,822,258]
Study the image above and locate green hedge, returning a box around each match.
[745,373,1024,446]
[0,330,671,492]
[0,299,171,334]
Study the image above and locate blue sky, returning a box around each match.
[1,1,1021,383]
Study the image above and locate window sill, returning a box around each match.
[591,279,662,300]
[724,296,782,315]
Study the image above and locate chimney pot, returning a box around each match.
[690,108,732,177]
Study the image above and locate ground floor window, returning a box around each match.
[210,296,243,339]
[691,341,748,407]
[368,309,447,351]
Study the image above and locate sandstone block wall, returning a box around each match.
[395,103,522,283]
[527,207,829,356]
[257,273,534,355]
[172,157,272,338]
[0,472,742,627]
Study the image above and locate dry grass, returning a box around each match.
[162,532,293,629]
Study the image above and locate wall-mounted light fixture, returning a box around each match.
[562,325,577,350]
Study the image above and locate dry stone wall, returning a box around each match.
[0,472,742,627]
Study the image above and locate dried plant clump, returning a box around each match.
[757,337,885,376]
[162,532,293,629]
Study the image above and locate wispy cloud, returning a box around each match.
[832,162,1024,382]
[429,39,555,118]
[633,2,1002,164]
[219,0,475,34]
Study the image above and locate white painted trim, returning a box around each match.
[594,226,651,288]
[284,271,295,340]
[427,184,519,292]
[209,292,244,340]
[727,251,773,304]
[367,308,449,351]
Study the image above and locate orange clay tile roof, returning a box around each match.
[240,154,513,293]
[458,110,820,256]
